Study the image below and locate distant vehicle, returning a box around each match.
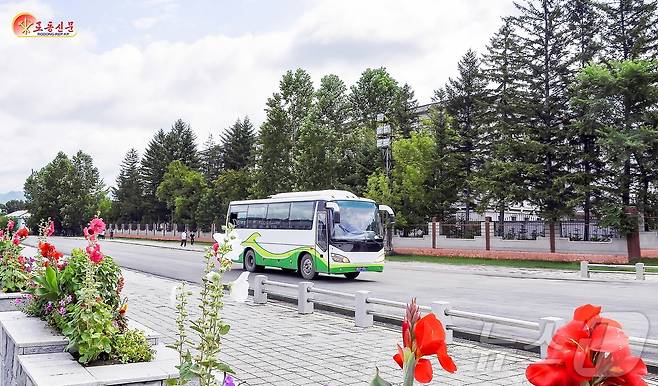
[226,190,394,280]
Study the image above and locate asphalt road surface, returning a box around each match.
[27,236,658,353]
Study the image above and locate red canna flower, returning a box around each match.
[393,299,457,383]
[526,304,647,386]
[119,303,128,316]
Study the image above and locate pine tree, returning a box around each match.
[253,69,314,197]
[141,129,169,222]
[390,83,419,138]
[293,74,349,191]
[438,49,489,221]
[141,120,199,222]
[166,119,200,170]
[253,94,293,197]
[112,149,144,222]
[600,0,658,60]
[479,18,529,226]
[566,0,604,239]
[199,135,223,182]
[513,0,577,222]
[424,107,463,221]
[220,117,256,171]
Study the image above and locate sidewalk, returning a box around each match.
[121,269,658,385]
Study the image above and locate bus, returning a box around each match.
[226,190,394,280]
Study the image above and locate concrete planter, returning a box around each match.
[0,293,23,312]
[18,345,179,386]
[0,313,163,386]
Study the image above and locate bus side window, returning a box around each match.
[316,211,328,252]
[290,202,314,230]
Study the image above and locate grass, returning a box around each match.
[386,254,658,272]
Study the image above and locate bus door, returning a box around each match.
[315,210,329,273]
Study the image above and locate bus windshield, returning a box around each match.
[331,200,384,242]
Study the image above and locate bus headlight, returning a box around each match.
[331,253,350,263]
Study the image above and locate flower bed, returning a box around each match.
[0,216,185,385]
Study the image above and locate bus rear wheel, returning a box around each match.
[298,254,318,280]
[244,249,262,272]
[344,272,360,280]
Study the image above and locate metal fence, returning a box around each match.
[439,222,481,239]
[558,220,620,241]
[494,220,545,240]
[394,224,429,238]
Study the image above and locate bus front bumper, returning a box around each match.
[328,264,384,274]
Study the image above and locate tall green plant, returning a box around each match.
[168,225,236,386]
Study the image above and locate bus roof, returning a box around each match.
[229,190,375,206]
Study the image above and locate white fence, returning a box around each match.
[251,275,658,363]
[580,261,658,280]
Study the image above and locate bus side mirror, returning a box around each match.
[325,202,340,223]
[379,204,395,224]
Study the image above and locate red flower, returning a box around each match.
[393,299,456,383]
[526,304,647,386]
[15,227,28,238]
[119,303,128,316]
[212,243,219,252]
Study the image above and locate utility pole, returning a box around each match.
[375,113,392,180]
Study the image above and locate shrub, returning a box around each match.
[60,248,122,309]
[111,329,154,364]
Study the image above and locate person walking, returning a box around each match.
[189,231,195,245]
[180,230,187,247]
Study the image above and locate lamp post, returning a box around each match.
[376,113,392,180]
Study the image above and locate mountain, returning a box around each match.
[0,191,24,204]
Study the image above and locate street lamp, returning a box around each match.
[375,113,392,180]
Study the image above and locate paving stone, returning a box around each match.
[120,268,658,386]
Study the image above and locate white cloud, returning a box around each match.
[0,0,516,193]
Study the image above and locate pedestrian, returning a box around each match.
[190,231,195,245]
[110,229,114,239]
[180,230,187,247]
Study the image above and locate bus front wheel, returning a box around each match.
[244,249,261,272]
[344,272,360,280]
[298,254,318,280]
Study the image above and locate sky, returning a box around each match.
[0,0,518,193]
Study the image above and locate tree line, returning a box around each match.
[23,0,658,236]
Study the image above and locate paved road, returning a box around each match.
[29,237,658,349]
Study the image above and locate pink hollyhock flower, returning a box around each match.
[0,230,4,238]
[212,243,219,252]
[12,234,20,245]
[7,220,14,231]
[46,221,55,237]
[86,243,103,263]
[89,217,106,235]
[83,227,95,241]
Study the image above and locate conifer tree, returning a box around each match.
[253,70,314,197]
[199,135,223,182]
[513,0,577,223]
[253,94,293,197]
[438,49,489,221]
[220,117,256,171]
[566,0,604,239]
[479,18,529,226]
[600,0,658,60]
[112,149,144,222]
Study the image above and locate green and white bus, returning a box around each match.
[226,190,394,280]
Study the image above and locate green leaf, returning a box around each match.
[370,367,393,386]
